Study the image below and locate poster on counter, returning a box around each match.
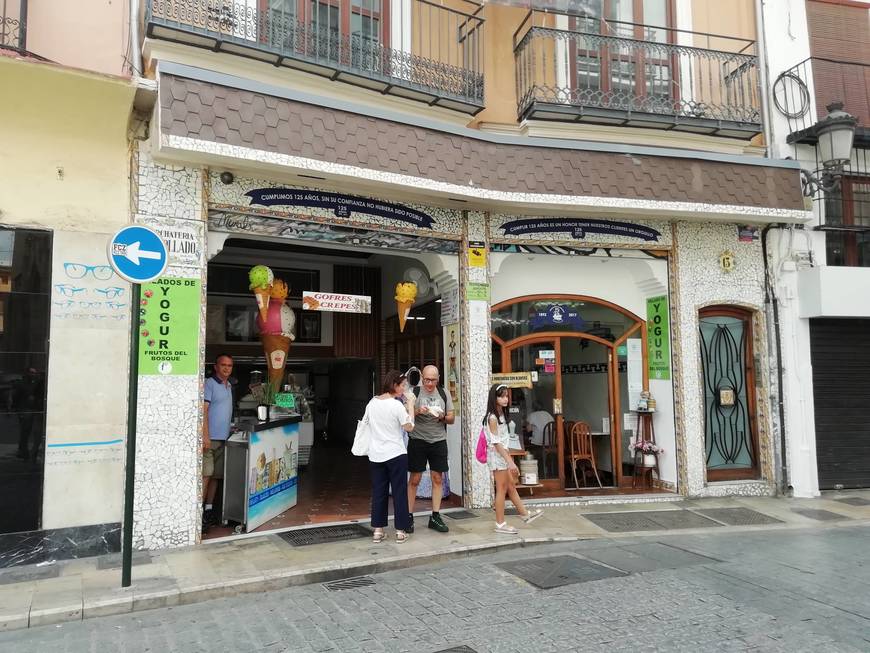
[138,277,201,376]
[247,421,299,531]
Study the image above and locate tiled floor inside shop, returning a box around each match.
[204,442,461,539]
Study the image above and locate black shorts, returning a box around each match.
[407,438,449,473]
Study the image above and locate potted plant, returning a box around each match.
[629,439,664,468]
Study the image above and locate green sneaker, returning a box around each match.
[428,513,449,533]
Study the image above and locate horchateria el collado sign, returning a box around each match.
[302,292,372,314]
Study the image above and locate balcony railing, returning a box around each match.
[774,57,870,139]
[514,10,761,138]
[146,0,485,114]
[1,0,27,53]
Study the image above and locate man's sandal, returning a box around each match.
[372,528,385,544]
[395,530,409,544]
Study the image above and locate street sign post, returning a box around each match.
[108,225,169,588]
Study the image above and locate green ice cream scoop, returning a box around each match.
[248,265,274,290]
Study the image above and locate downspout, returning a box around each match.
[129,0,142,76]
[754,0,774,157]
[761,224,789,494]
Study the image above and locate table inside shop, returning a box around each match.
[509,450,544,494]
[222,414,302,533]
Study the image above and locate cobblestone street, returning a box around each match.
[3,524,870,652]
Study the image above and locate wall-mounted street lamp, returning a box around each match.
[801,102,858,196]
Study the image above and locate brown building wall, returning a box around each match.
[160,74,803,210]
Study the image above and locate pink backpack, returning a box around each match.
[475,426,488,464]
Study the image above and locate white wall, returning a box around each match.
[489,252,678,487]
[42,231,129,528]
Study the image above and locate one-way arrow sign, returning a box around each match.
[107,225,169,283]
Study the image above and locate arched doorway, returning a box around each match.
[491,295,647,491]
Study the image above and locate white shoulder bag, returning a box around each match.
[351,404,372,457]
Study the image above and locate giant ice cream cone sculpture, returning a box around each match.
[249,265,274,322]
[395,282,417,333]
[249,266,295,393]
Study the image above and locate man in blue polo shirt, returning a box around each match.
[202,354,234,530]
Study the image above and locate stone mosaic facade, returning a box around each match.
[671,221,776,497]
[131,142,208,549]
[462,211,494,509]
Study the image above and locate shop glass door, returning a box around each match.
[506,339,562,486]
[559,337,617,487]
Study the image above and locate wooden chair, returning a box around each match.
[568,421,603,489]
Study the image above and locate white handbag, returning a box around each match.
[351,405,372,457]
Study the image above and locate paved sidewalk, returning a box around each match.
[2,491,869,633]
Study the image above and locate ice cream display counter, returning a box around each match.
[222,415,301,532]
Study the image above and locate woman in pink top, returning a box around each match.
[365,370,416,544]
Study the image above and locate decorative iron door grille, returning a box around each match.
[698,308,758,480]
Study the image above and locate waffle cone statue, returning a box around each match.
[250,267,296,392]
[395,281,417,333]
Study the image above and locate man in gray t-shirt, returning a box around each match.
[407,365,455,533]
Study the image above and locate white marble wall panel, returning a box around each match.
[132,143,207,549]
[673,221,775,497]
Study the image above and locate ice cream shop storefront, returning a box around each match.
[196,176,466,538]
[130,154,784,551]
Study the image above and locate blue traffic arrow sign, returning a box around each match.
[108,225,169,283]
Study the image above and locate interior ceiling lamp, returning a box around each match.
[801,101,858,197]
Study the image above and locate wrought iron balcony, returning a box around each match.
[146,0,484,114]
[774,57,870,141]
[514,11,761,138]
[1,0,27,53]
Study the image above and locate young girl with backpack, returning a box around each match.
[483,384,543,534]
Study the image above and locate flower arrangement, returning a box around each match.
[629,440,664,456]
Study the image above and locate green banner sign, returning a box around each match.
[139,277,201,376]
[646,295,670,380]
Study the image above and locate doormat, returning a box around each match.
[833,497,870,506]
[322,575,376,592]
[583,510,722,532]
[791,508,849,521]
[696,508,783,526]
[278,523,372,547]
[443,509,479,520]
[496,554,626,589]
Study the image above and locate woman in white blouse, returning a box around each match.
[366,369,416,543]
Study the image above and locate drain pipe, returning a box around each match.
[129,0,142,76]
[761,224,789,494]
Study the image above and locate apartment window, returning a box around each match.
[825,177,870,267]
[570,0,674,111]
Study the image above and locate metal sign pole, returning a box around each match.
[122,282,141,588]
[107,224,168,590]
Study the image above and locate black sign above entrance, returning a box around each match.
[499,218,662,242]
[245,188,435,229]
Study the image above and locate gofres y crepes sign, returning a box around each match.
[302,291,372,314]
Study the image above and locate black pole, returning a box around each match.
[122,283,141,587]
